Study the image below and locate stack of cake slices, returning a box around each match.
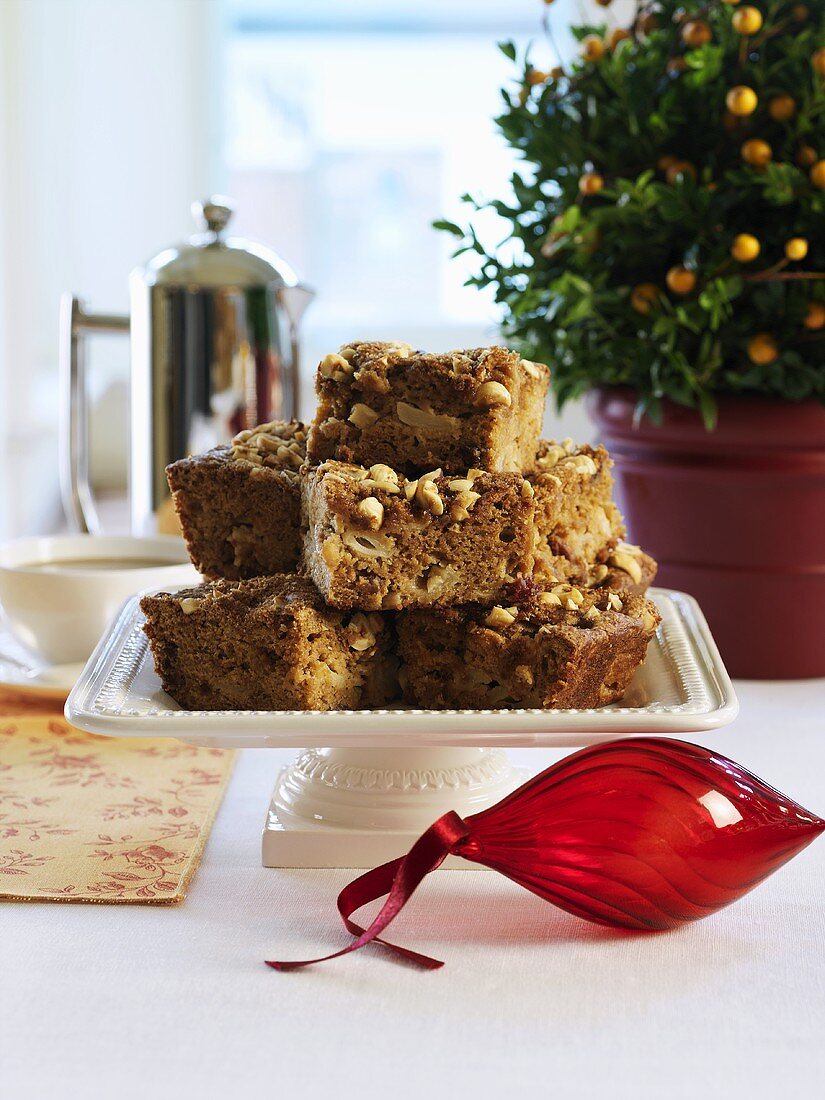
[142,341,661,712]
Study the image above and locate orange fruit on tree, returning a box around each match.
[726,86,758,116]
[608,28,631,50]
[638,12,659,34]
[581,36,605,63]
[804,303,825,330]
[747,335,778,365]
[741,139,772,168]
[797,145,817,167]
[682,20,712,47]
[810,160,825,189]
[784,238,809,261]
[768,95,796,121]
[526,69,548,85]
[666,160,696,184]
[732,7,763,34]
[666,266,697,295]
[579,172,604,196]
[731,234,760,262]
[631,284,660,314]
[813,49,825,78]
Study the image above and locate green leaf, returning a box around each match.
[431,219,464,237]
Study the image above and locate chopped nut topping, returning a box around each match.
[447,478,475,492]
[357,496,384,530]
[361,463,401,494]
[583,605,601,622]
[415,478,444,515]
[451,490,481,521]
[538,591,562,607]
[608,550,643,585]
[466,468,484,481]
[231,421,305,471]
[590,564,609,584]
[568,454,598,476]
[474,380,512,408]
[641,608,658,633]
[368,464,398,485]
[521,479,534,500]
[319,352,354,381]
[485,605,518,628]
[348,403,379,429]
[534,439,578,469]
[404,479,418,501]
[520,359,546,380]
[552,585,584,606]
[607,593,624,612]
[179,597,201,614]
[381,591,402,610]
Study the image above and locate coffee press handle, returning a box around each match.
[58,294,130,534]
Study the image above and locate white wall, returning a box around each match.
[0,0,220,537]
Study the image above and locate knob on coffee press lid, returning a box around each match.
[135,194,304,292]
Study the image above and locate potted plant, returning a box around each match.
[437,0,825,677]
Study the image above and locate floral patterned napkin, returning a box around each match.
[0,689,233,903]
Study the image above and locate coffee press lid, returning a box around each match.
[137,195,302,291]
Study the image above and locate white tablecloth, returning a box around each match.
[2,679,824,1100]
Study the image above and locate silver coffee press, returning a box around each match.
[59,196,314,535]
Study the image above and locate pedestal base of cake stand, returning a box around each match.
[262,746,528,868]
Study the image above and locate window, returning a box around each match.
[223,0,557,334]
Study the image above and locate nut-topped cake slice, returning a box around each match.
[302,459,535,611]
[306,341,550,473]
[396,582,661,710]
[166,420,306,580]
[528,439,631,586]
[140,575,398,711]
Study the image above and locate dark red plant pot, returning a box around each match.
[587,387,825,679]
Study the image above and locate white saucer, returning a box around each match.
[0,628,83,700]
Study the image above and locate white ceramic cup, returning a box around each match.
[0,535,200,665]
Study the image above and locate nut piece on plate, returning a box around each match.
[396,583,661,710]
[140,575,398,711]
[306,342,550,473]
[301,459,536,611]
[165,420,307,581]
[528,439,629,586]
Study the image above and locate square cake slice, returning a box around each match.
[529,440,626,585]
[302,460,535,611]
[306,341,550,473]
[396,583,660,710]
[140,575,398,711]
[166,420,306,580]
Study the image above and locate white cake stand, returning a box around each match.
[66,587,738,867]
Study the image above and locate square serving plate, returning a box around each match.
[65,586,738,749]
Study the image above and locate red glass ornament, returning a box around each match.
[268,738,824,971]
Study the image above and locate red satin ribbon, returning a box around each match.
[267,810,471,971]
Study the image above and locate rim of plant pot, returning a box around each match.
[586,386,825,453]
